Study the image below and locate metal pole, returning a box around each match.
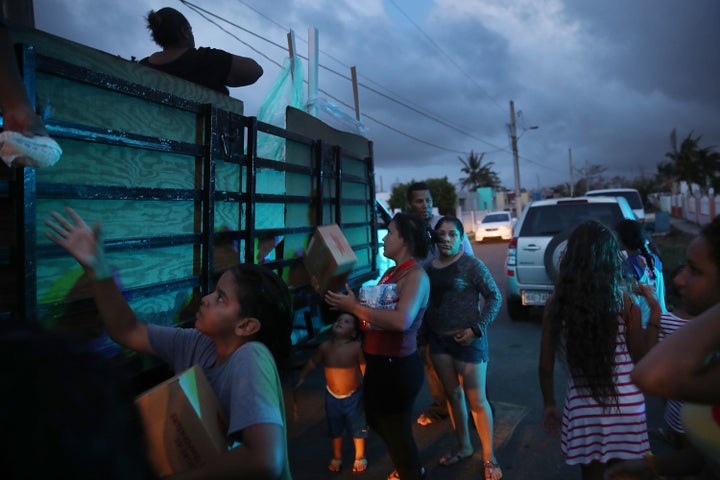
[509,100,521,216]
[308,27,319,116]
[568,147,574,197]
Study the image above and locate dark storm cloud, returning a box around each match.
[31,0,720,190]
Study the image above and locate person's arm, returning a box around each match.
[473,257,502,333]
[454,256,502,343]
[539,302,561,433]
[0,26,47,136]
[294,342,325,389]
[168,423,286,480]
[358,344,366,376]
[624,288,661,363]
[324,268,429,331]
[632,301,720,402]
[226,54,263,87]
[45,207,153,355]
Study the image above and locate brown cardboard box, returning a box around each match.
[303,224,358,293]
[135,365,228,476]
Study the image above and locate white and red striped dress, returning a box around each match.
[659,311,691,433]
[560,319,650,465]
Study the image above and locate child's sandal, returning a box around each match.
[484,460,503,480]
[352,458,368,473]
[328,458,342,472]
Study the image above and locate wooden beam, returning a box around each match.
[286,30,296,78]
[351,66,360,121]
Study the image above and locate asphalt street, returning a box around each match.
[284,240,674,480]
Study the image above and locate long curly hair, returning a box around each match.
[545,220,624,408]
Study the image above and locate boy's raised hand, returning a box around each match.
[45,207,112,280]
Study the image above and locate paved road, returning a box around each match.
[285,240,669,479]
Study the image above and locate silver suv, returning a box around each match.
[505,196,636,320]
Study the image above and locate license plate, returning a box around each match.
[522,290,550,306]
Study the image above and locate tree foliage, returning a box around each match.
[387,177,458,215]
[658,129,720,192]
[458,150,501,191]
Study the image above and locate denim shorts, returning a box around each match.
[428,330,488,363]
[325,388,368,439]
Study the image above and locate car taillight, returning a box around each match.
[506,237,517,267]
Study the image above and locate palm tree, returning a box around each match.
[458,150,501,191]
[660,129,720,192]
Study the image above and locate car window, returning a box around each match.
[483,213,509,223]
[616,192,643,210]
[587,191,643,210]
[519,203,625,236]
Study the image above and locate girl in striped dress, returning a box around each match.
[539,220,660,480]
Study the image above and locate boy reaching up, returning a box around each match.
[295,312,368,473]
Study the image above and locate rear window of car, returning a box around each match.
[518,203,625,237]
[483,213,509,223]
[586,190,643,210]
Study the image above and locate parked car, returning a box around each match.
[475,211,516,242]
[585,188,645,222]
[505,196,636,320]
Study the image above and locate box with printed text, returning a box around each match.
[303,224,358,293]
[134,365,228,476]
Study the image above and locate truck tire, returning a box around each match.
[544,229,571,283]
[507,297,529,321]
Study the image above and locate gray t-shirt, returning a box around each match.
[424,253,502,335]
[147,324,291,478]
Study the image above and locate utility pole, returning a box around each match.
[509,100,521,216]
[568,147,574,197]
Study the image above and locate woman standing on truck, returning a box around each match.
[324,212,432,480]
[424,216,502,480]
[140,7,263,94]
[539,220,660,480]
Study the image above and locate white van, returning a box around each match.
[585,188,645,222]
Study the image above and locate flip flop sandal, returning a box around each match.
[439,450,474,466]
[416,413,434,426]
[387,466,426,479]
[484,460,503,480]
[328,458,342,472]
[352,458,368,473]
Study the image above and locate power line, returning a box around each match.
[234,0,492,144]
[386,0,505,113]
[179,0,538,163]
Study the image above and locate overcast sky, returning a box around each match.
[33,0,720,193]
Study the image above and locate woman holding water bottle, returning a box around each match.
[325,212,432,480]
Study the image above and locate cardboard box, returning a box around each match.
[303,224,358,293]
[135,365,228,476]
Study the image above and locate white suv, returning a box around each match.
[585,188,645,222]
[505,196,636,320]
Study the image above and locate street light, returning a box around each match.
[508,100,538,217]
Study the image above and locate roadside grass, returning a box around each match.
[650,227,692,277]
